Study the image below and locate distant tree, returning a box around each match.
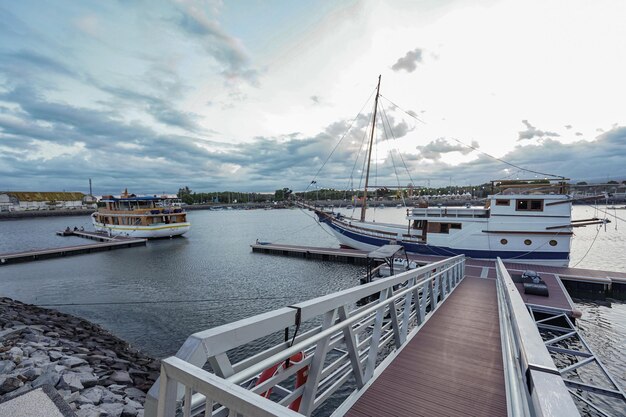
[274,188,292,201]
[177,186,194,205]
[576,181,588,185]
[607,180,619,184]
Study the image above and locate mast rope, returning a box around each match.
[304,87,377,195]
[378,95,565,180]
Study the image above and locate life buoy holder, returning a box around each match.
[255,351,308,411]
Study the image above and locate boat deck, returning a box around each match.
[345,277,507,417]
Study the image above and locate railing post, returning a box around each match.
[156,363,178,417]
[299,309,338,416]
[400,277,416,343]
[364,289,390,382]
[338,306,365,388]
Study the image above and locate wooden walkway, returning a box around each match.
[0,233,146,265]
[346,277,507,417]
[251,243,626,299]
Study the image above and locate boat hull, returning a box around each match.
[92,220,190,238]
[319,216,570,267]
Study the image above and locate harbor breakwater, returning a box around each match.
[0,297,159,417]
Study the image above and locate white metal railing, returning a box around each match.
[495,258,580,417]
[146,255,466,417]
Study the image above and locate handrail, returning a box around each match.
[495,258,580,417]
[146,255,466,416]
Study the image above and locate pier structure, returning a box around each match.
[251,242,626,298]
[0,231,146,265]
[145,254,624,417]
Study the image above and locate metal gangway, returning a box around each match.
[146,254,616,417]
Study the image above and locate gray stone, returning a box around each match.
[81,386,104,405]
[99,402,124,417]
[49,350,64,360]
[76,394,95,405]
[107,384,127,394]
[101,388,124,404]
[76,404,103,417]
[124,398,142,409]
[110,371,133,384]
[77,372,99,388]
[64,390,81,403]
[18,366,42,381]
[123,387,145,400]
[57,372,84,391]
[0,360,15,374]
[74,365,95,374]
[31,370,60,388]
[121,403,139,417]
[45,331,60,338]
[0,375,23,394]
[62,356,88,367]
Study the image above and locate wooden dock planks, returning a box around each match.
[345,277,507,417]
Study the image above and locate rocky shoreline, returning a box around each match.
[0,297,160,417]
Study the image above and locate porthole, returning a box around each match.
[524,239,532,246]
[500,239,508,245]
[549,240,557,246]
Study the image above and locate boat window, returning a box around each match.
[426,223,461,233]
[549,240,557,246]
[524,239,532,245]
[450,223,462,229]
[500,239,508,245]
[496,199,510,206]
[516,199,544,211]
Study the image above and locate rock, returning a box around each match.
[57,372,84,391]
[4,382,32,399]
[64,391,81,403]
[123,387,145,400]
[110,371,133,384]
[0,376,23,394]
[99,402,124,417]
[124,398,142,409]
[0,360,15,374]
[76,394,95,405]
[18,366,43,381]
[101,388,124,404]
[121,403,139,417]
[76,404,103,417]
[76,372,99,388]
[49,350,64,360]
[31,370,60,389]
[45,331,60,338]
[106,384,127,394]
[62,356,88,368]
[81,386,104,405]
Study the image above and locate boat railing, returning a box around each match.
[97,208,186,215]
[146,255,466,417]
[495,258,580,417]
[409,207,489,219]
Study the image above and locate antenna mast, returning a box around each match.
[360,75,381,222]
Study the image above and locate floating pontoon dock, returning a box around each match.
[146,255,626,417]
[251,242,626,297]
[0,231,146,265]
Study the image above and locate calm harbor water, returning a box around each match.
[0,205,625,412]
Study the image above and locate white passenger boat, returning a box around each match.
[307,77,607,266]
[91,190,191,238]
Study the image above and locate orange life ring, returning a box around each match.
[255,351,309,411]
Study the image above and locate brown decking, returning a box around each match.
[346,277,507,417]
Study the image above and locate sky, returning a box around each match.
[1,0,625,195]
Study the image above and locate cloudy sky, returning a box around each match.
[1,0,625,194]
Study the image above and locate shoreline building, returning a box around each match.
[0,192,97,212]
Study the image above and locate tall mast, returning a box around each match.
[360,75,381,222]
